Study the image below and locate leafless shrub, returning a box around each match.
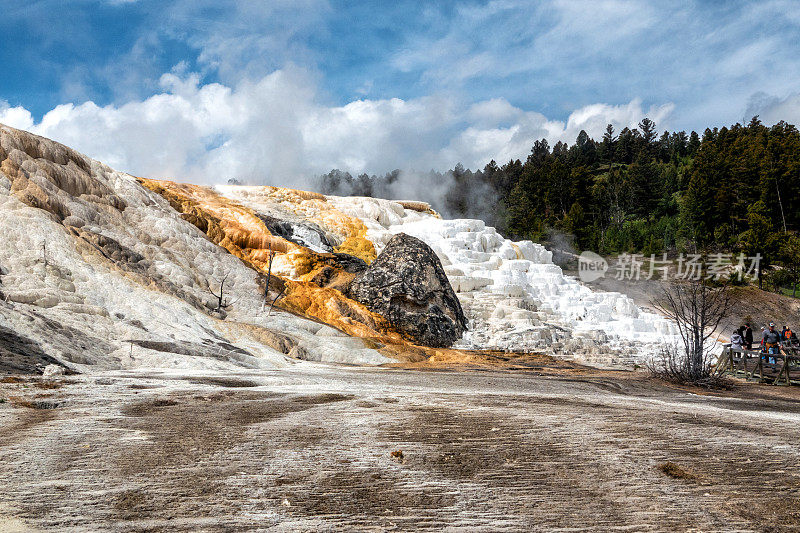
[650,278,733,387]
[648,342,733,389]
[209,272,239,315]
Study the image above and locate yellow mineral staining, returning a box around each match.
[139,179,402,344]
[335,232,376,263]
[139,179,298,265]
[289,251,359,294]
[216,184,377,263]
[278,281,402,342]
[299,208,376,262]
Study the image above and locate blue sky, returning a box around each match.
[1,0,799,183]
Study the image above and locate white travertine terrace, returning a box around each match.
[321,196,679,366]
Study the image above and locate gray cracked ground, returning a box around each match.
[1,365,800,532]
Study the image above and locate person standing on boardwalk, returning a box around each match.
[785,326,796,347]
[743,324,754,350]
[730,329,744,351]
[763,323,783,363]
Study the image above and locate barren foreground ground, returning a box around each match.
[2,362,800,532]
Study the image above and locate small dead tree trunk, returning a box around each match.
[262,244,276,313]
[652,278,731,383]
[210,272,234,313]
[260,244,286,315]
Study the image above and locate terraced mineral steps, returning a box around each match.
[218,187,679,365]
[0,124,405,370]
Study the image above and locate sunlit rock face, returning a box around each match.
[349,233,468,347]
[0,124,402,372]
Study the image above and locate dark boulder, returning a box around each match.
[348,233,467,347]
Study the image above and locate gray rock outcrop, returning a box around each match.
[348,233,467,347]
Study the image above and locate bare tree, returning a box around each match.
[261,244,285,315]
[0,263,6,302]
[261,244,276,312]
[266,286,285,316]
[209,272,238,314]
[651,278,731,384]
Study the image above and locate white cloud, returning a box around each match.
[442,98,674,167]
[563,100,675,138]
[163,0,331,84]
[2,68,675,187]
[0,102,34,131]
[745,92,800,127]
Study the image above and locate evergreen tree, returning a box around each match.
[628,154,661,218]
[687,131,701,155]
[599,124,617,164]
[319,115,800,295]
[638,118,658,158]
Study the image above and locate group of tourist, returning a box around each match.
[730,322,798,363]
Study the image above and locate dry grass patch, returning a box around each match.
[8,396,62,410]
[658,461,697,480]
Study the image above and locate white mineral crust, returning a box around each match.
[318,195,679,366]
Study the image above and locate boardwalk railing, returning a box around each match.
[715,345,800,385]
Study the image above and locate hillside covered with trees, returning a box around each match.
[318,117,800,294]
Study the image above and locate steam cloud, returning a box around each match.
[314,167,503,229]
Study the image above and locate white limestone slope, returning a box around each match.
[322,195,679,366]
[0,125,391,373]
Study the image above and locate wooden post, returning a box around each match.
[773,353,790,386]
[755,354,764,382]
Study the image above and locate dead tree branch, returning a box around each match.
[261,243,277,313]
[267,286,286,316]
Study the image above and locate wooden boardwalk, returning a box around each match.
[716,345,800,385]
